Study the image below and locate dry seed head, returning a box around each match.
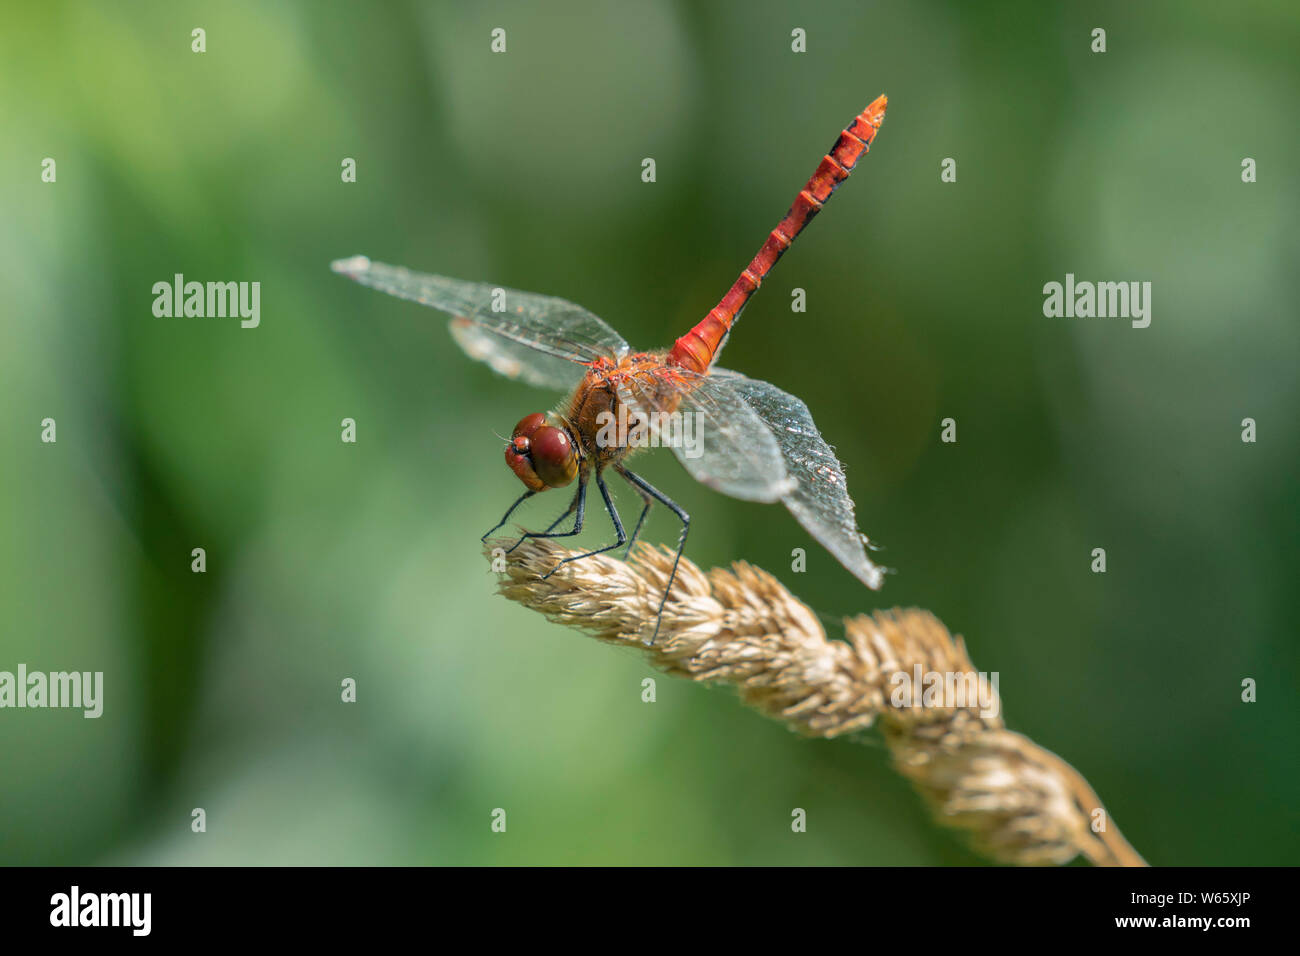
[491,537,1145,867]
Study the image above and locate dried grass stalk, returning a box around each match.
[491,537,1146,867]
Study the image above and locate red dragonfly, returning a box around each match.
[333,94,888,637]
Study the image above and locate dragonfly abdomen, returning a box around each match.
[668,94,887,374]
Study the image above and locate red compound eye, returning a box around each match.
[504,414,577,491]
[528,426,577,488]
[511,412,546,440]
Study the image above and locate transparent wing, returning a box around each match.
[710,368,885,590]
[448,318,589,390]
[331,256,630,372]
[618,364,795,503]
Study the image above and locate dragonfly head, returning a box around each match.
[505,412,578,492]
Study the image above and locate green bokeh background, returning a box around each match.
[3,1,1296,865]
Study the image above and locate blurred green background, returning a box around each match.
[3,0,1297,866]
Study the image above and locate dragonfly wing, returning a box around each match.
[618,366,795,503]
[710,368,885,590]
[448,318,588,389]
[331,257,631,372]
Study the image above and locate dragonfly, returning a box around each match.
[332,94,889,639]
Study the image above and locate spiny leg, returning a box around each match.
[504,472,588,555]
[621,481,654,560]
[481,490,535,542]
[542,483,584,534]
[541,468,626,579]
[619,466,689,644]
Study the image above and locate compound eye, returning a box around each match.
[529,426,578,488]
[512,412,547,440]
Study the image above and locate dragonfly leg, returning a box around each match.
[540,468,626,579]
[481,490,535,542]
[621,481,654,560]
[541,483,585,534]
[504,473,587,554]
[618,466,689,645]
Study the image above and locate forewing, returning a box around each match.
[448,318,588,389]
[618,365,795,503]
[331,257,630,376]
[711,368,885,589]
